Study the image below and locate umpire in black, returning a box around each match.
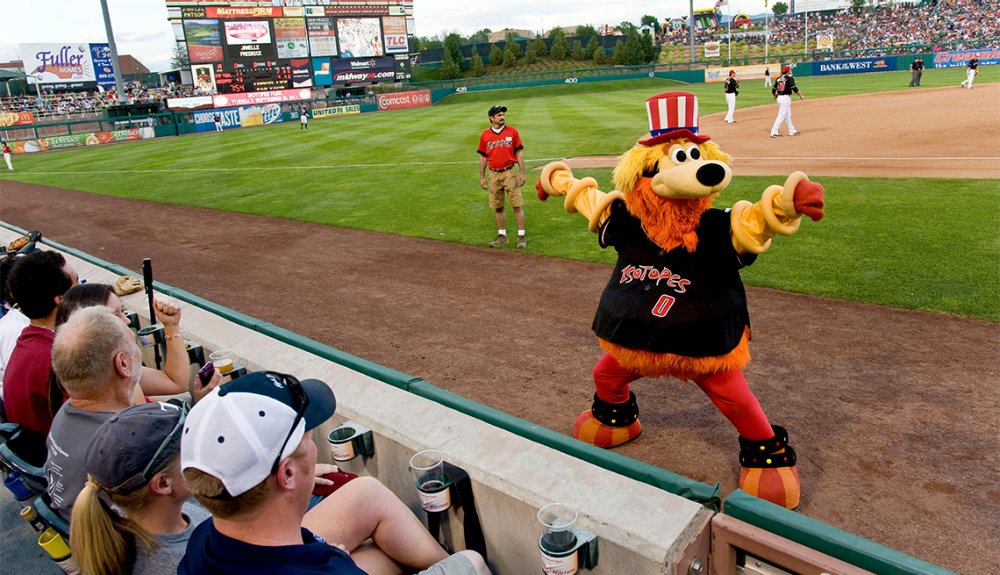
[909,57,924,87]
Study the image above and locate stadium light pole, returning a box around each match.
[689,0,695,62]
[99,0,126,99]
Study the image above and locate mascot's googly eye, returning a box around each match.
[686,145,701,161]
[669,146,688,165]
[642,162,659,178]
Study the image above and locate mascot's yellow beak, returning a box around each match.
[650,157,732,199]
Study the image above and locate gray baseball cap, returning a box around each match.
[85,401,188,494]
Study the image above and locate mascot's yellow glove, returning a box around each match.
[113,275,143,296]
[536,161,625,232]
[730,172,825,254]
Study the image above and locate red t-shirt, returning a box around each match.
[2,326,59,434]
[477,125,523,170]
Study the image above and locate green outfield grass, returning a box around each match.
[3,66,998,320]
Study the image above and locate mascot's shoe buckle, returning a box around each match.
[573,392,642,448]
[738,425,800,509]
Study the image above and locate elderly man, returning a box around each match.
[45,306,144,520]
[180,372,490,575]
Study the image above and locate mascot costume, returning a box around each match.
[535,92,825,508]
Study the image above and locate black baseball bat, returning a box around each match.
[142,258,162,370]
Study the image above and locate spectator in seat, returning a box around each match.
[179,372,491,575]
[70,401,209,575]
[54,283,195,405]
[2,251,78,463]
[46,306,222,521]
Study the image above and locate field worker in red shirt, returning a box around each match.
[477,105,527,248]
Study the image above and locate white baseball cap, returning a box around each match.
[181,371,336,497]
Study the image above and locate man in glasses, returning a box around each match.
[180,372,490,575]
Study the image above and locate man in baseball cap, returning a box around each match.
[487,105,507,117]
[179,372,489,575]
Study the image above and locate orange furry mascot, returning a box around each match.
[535,92,825,508]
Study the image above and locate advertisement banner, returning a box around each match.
[377,90,431,111]
[192,103,284,132]
[212,88,312,107]
[191,64,217,94]
[324,5,390,16]
[382,16,408,54]
[224,21,276,59]
[813,56,896,75]
[11,128,153,154]
[290,58,312,87]
[89,43,116,88]
[313,104,361,118]
[705,64,771,83]
[183,19,224,63]
[393,53,412,81]
[205,6,282,19]
[931,47,1000,68]
[274,17,309,58]
[816,32,834,51]
[327,57,395,84]
[704,41,721,59]
[166,95,214,111]
[0,111,36,127]
[304,6,326,17]
[337,18,384,57]
[311,58,332,86]
[21,43,96,84]
[307,17,338,56]
[213,61,294,94]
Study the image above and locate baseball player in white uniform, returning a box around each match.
[960,58,979,89]
[724,70,739,124]
[770,65,804,138]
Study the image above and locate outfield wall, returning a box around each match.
[0,221,956,575]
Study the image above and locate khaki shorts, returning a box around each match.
[488,168,523,209]
[417,553,476,575]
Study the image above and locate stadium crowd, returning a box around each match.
[0,81,199,120]
[659,0,998,52]
[0,240,491,575]
[1,0,996,122]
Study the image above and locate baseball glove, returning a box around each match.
[113,275,143,296]
[6,230,41,253]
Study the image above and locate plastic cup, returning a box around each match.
[136,323,164,348]
[327,426,357,461]
[538,503,578,555]
[410,450,451,512]
[209,349,234,374]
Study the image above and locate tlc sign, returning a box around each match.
[385,34,408,53]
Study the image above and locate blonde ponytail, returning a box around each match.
[70,476,161,575]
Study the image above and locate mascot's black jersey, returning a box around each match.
[592,200,756,357]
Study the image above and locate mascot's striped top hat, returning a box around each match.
[638,91,711,146]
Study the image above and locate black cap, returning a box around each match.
[488,105,507,117]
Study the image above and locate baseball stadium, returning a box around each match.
[1,1,998,574]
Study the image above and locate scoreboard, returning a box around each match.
[167,1,414,93]
[213,61,294,93]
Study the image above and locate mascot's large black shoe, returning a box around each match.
[738,425,800,509]
[573,392,642,448]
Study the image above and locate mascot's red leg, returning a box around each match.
[695,371,800,509]
[573,354,643,448]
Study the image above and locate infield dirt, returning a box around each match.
[2,82,998,575]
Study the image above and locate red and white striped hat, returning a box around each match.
[637,91,711,146]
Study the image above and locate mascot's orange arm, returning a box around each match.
[730,171,824,255]
[536,161,625,232]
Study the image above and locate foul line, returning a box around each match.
[16,156,999,175]
[18,158,565,175]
